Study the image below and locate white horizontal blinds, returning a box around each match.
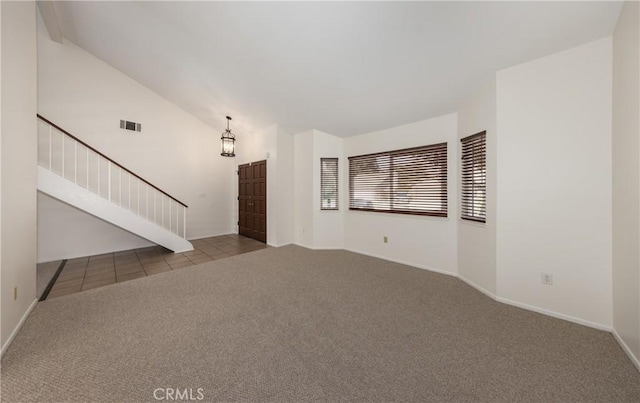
[320,158,339,210]
[348,143,448,217]
[460,131,486,222]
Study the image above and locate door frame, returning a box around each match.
[237,160,267,243]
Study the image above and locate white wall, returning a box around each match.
[312,130,344,249]
[457,79,497,297]
[612,0,640,368]
[37,13,235,258]
[496,38,613,329]
[276,126,294,246]
[294,131,314,247]
[0,0,3,354]
[1,0,38,353]
[293,129,345,249]
[343,114,459,275]
[37,193,153,262]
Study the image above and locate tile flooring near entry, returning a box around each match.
[41,235,267,299]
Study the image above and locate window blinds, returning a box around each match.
[460,132,486,223]
[320,158,339,210]
[348,143,448,217]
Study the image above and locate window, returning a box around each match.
[460,131,486,223]
[320,158,339,210]
[348,143,448,216]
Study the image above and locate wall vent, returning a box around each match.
[120,120,142,132]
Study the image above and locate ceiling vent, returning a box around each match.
[120,120,141,132]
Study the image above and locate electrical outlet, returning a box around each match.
[14,287,18,300]
[541,273,553,285]
[383,236,388,243]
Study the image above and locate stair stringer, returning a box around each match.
[38,166,193,253]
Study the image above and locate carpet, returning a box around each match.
[1,245,639,402]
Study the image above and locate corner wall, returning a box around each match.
[612,0,640,369]
[343,114,459,275]
[1,0,38,353]
[276,127,294,246]
[293,131,314,247]
[293,129,344,249]
[312,130,344,249]
[457,80,497,297]
[496,38,613,329]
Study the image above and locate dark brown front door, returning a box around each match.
[238,160,267,243]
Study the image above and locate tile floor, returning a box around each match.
[41,234,267,299]
[36,261,61,299]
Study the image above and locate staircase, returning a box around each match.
[37,115,193,253]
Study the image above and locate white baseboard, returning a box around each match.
[187,232,235,241]
[612,328,640,372]
[310,246,344,250]
[496,296,612,332]
[293,243,343,251]
[457,275,496,300]
[343,247,457,278]
[268,241,292,248]
[1,298,38,359]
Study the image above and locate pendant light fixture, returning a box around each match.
[220,116,236,157]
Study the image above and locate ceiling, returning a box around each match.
[51,1,623,138]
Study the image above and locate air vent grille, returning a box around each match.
[120,120,141,132]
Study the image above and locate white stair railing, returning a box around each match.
[37,114,188,239]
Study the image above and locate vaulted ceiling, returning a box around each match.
[50,1,622,137]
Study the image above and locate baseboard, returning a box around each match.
[457,275,497,300]
[187,232,236,241]
[612,329,640,372]
[293,242,343,251]
[496,296,612,332]
[343,247,457,277]
[1,298,38,359]
[267,241,292,248]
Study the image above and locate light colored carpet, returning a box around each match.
[1,245,639,402]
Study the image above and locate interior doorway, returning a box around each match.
[238,160,267,243]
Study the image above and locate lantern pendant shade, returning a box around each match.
[220,116,236,157]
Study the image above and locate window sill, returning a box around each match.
[348,209,449,221]
[459,218,488,228]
